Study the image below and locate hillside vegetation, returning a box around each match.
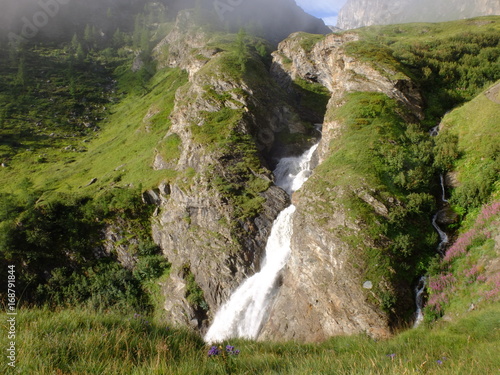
[0,10,499,374]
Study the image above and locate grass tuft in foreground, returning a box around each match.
[3,303,499,374]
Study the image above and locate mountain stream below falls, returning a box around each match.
[204,142,320,343]
[414,173,450,327]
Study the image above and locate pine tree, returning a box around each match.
[140,27,150,54]
[84,24,92,45]
[71,33,79,51]
[15,57,27,87]
[133,14,144,49]
[76,43,85,63]
[112,28,124,49]
[83,24,97,50]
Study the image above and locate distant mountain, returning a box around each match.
[0,0,330,45]
[337,0,500,29]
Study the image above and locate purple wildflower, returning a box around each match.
[437,360,443,365]
[208,346,220,357]
[226,345,235,352]
[387,353,396,359]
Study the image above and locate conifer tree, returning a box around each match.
[84,24,93,48]
[133,14,144,49]
[112,28,124,49]
[71,33,79,51]
[15,57,27,87]
[76,43,85,63]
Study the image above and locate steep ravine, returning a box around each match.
[148,12,314,330]
[149,16,435,340]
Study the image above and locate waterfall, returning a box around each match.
[413,276,426,327]
[429,126,440,137]
[414,124,451,327]
[440,174,448,203]
[204,143,319,343]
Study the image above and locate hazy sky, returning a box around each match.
[295,0,349,26]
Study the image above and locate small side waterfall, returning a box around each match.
[433,171,450,256]
[440,174,448,203]
[204,143,319,343]
[413,276,426,327]
[432,212,449,256]
[414,185,449,326]
[414,127,450,327]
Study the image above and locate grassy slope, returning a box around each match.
[2,304,498,374]
[347,16,500,127]
[1,17,499,375]
[0,66,188,197]
[440,80,500,212]
[425,81,500,320]
[300,16,500,318]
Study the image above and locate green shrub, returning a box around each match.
[133,255,170,282]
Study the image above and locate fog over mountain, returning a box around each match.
[0,0,330,45]
[338,0,500,29]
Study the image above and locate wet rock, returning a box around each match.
[142,189,161,206]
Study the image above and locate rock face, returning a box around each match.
[259,187,392,341]
[272,32,423,165]
[338,0,500,29]
[259,32,425,342]
[150,12,310,331]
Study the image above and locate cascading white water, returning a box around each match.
[414,125,451,327]
[413,276,426,327]
[432,213,449,256]
[440,174,448,203]
[204,143,319,343]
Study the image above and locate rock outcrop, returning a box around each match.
[338,0,500,29]
[259,31,425,342]
[271,32,423,165]
[150,12,312,331]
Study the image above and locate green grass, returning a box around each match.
[437,81,500,212]
[292,77,331,119]
[345,16,500,127]
[0,66,188,196]
[296,33,326,53]
[302,92,438,317]
[3,303,499,374]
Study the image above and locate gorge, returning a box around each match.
[0,2,499,372]
[205,142,320,342]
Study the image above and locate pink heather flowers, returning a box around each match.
[444,201,500,262]
[426,201,500,314]
[429,273,456,292]
[483,273,500,301]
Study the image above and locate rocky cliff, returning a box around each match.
[259,32,428,341]
[271,32,423,165]
[337,0,500,29]
[149,11,315,330]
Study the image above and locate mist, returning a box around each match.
[0,0,329,46]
